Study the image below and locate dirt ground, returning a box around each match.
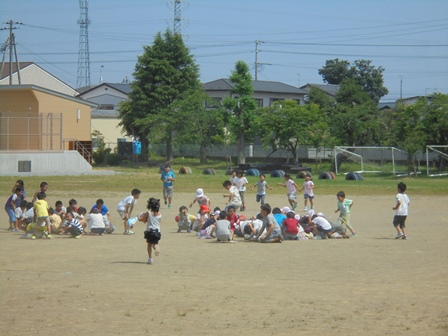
[1,192,447,336]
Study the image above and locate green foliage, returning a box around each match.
[304,86,335,109]
[91,130,112,164]
[421,93,448,146]
[319,58,388,103]
[222,61,258,164]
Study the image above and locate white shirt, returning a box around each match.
[395,193,410,216]
[117,195,136,211]
[237,177,248,192]
[311,216,332,230]
[88,213,105,229]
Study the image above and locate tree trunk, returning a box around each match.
[237,132,245,164]
[199,142,207,164]
[166,132,174,161]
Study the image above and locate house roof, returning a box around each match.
[378,102,397,110]
[76,82,132,96]
[0,84,98,107]
[203,78,307,94]
[91,110,120,118]
[300,83,340,96]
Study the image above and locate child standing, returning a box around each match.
[236,170,248,211]
[31,191,52,239]
[140,198,162,265]
[161,164,175,209]
[302,174,315,211]
[117,189,141,235]
[251,174,272,205]
[32,182,48,203]
[277,174,300,211]
[335,191,356,236]
[392,182,410,240]
[5,186,24,232]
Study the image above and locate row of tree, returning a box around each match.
[117,29,448,174]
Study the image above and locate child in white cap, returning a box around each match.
[189,188,211,209]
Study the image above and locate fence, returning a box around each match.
[0,112,63,151]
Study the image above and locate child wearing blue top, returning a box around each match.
[161,164,175,209]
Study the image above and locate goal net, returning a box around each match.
[333,146,422,176]
[426,145,448,177]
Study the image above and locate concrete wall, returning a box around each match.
[0,151,92,176]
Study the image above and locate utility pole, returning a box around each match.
[77,0,91,88]
[255,40,263,81]
[399,75,402,100]
[0,20,23,85]
[173,0,182,34]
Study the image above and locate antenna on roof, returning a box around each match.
[0,20,23,85]
[77,0,91,88]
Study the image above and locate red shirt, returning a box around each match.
[282,218,299,235]
[227,213,239,231]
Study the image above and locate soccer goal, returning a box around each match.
[333,146,421,176]
[426,145,448,177]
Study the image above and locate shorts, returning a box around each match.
[69,226,83,237]
[91,227,106,234]
[393,215,407,228]
[36,216,50,227]
[117,210,128,220]
[256,194,265,204]
[216,233,230,241]
[144,229,161,244]
[163,186,173,199]
[304,193,314,200]
[287,192,297,201]
[239,191,245,202]
[283,233,299,240]
[261,229,282,243]
[5,207,16,222]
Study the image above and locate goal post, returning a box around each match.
[426,145,448,177]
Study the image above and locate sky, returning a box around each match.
[1,0,447,101]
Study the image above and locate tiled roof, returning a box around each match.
[203,78,307,94]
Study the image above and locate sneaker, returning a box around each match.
[47,234,52,239]
[395,232,404,239]
[12,229,19,233]
[147,258,153,264]
[177,229,181,233]
[127,230,135,235]
[168,205,172,209]
[164,199,167,205]
[292,202,297,211]
[75,235,81,239]
[402,235,408,240]
[7,228,14,232]
[31,235,36,240]
[351,233,357,237]
[187,229,191,233]
[303,206,308,211]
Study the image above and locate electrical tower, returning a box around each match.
[77,0,91,88]
[0,20,23,85]
[173,0,182,34]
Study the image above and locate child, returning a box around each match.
[282,211,300,240]
[222,180,242,211]
[91,199,113,233]
[161,164,175,208]
[273,207,286,228]
[54,200,67,220]
[5,186,24,232]
[32,182,48,203]
[77,207,88,232]
[192,204,210,233]
[215,210,232,243]
[12,180,26,200]
[176,206,194,233]
[65,211,83,238]
[255,203,283,243]
[18,202,34,232]
[68,199,79,213]
[31,191,52,239]
[14,199,28,232]
[200,210,220,239]
[117,188,141,235]
[302,174,315,211]
[139,198,162,265]
[230,170,239,186]
[48,207,62,234]
[307,213,332,239]
[243,213,265,240]
[277,174,300,211]
[226,205,239,240]
[251,174,272,205]
[392,182,410,240]
[335,191,356,236]
[189,188,211,209]
[88,208,106,235]
[236,170,248,211]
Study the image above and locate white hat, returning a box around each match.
[196,188,204,198]
[213,210,220,216]
[317,212,325,217]
[306,209,315,217]
[281,206,291,213]
[294,214,301,221]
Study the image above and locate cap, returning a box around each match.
[200,204,210,212]
[317,212,325,217]
[196,188,204,198]
[281,206,291,213]
[306,209,315,217]
[213,210,220,216]
[294,214,301,221]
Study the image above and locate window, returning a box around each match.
[98,104,114,110]
[254,99,263,108]
[206,97,222,108]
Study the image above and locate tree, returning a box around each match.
[304,86,335,110]
[254,100,331,164]
[330,79,380,146]
[382,101,427,176]
[172,92,227,164]
[123,29,201,161]
[318,59,388,103]
[222,61,257,164]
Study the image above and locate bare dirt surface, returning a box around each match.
[1,192,447,336]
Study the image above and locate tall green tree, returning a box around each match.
[319,58,388,103]
[254,100,331,164]
[122,29,201,161]
[222,61,257,164]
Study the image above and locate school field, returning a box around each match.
[1,170,447,335]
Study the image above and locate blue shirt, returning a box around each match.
[161,170,175,187]
[273,213,286,227]
[91,204,109,216]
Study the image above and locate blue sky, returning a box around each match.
[1,0,447,101]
